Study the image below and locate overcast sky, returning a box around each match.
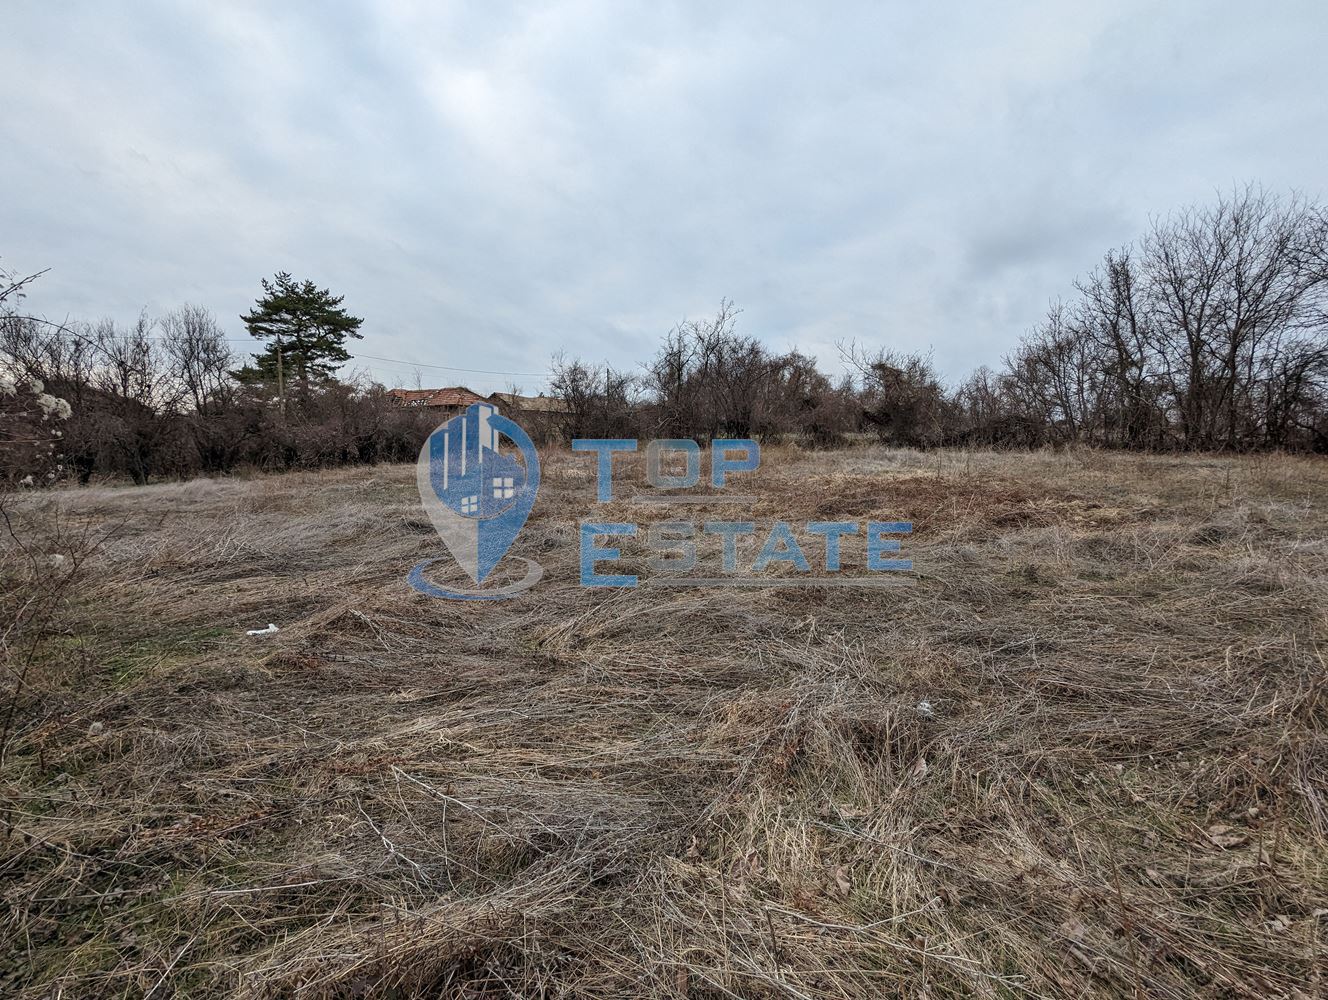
[3,2,1326,393]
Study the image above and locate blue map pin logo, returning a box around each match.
[409,403,542,599]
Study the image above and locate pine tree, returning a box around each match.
[235,272,364,408]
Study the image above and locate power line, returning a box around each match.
[224,341,551,378]
[345,361,552,388]
[352,362,551,388]
[349,352,550,377]
[6,314,556,379]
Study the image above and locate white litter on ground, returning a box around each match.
[246,624,280,636]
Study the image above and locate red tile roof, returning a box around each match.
[388,386,488,409]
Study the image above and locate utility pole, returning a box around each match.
[276,331,285,417]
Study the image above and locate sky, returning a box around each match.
[3,1,1326,394]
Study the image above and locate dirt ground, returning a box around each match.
[2,446,1326,998]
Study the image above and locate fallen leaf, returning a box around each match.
[1059,917,1088,944]
[832,866,852,899]
[1206,824,1249,849]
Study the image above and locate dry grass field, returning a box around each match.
[2,446,1327,998]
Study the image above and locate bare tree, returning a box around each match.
[549,354,637,439]
[840,342,952,447]
[1140,187,1324,449]
[160,304,233,415]
[1076,250,1165,447]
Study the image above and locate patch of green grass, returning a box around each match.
[103,625,231,685]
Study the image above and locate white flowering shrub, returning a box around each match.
[0,373,72,488]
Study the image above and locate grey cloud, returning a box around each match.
[2,0,1325,391]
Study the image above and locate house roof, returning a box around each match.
[487,391,570,414]
[387,386,489,408]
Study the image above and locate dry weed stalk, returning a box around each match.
[0,447,1325,997]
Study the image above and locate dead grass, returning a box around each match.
[1,446,1326,998]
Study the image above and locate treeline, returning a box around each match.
[986,188,1328,451]
[3,188,1327,488]
[554,188,1328,452]
[0,306,435,486]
